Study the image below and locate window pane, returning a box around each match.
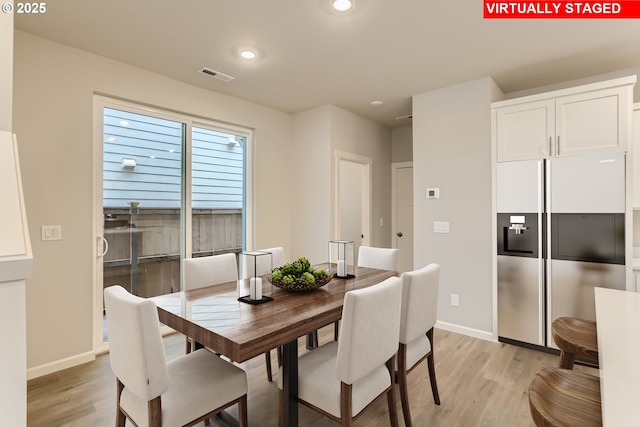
[191,127,244,258]
[103,108,184,300]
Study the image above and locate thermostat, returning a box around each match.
[426,188,440,199]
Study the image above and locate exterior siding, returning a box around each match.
[103,108,244,209]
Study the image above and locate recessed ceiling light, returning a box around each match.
[332,0,352,12]
[240,50,256,60]
[370,101,383,107]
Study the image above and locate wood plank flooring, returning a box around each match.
[27,326,598,427]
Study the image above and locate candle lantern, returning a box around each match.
[238,250,273,304]
[329,240,355,279]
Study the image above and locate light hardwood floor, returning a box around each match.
[27,326,598,427]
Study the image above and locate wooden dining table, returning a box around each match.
[150,264,398,427]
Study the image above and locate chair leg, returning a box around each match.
[238,394,248,427]
[559,350,576,370]
[397,345,412,427]
[115,379,126,427]
[277,346,282,367]
[426,328,441,405]
[148,397,161,426]
[185,336,192,354]
[265,350,273,382]
[386,357,399,427]
[340,382,353,427]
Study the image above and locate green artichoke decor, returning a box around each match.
[270,257,331,291]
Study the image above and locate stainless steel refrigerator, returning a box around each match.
[497,152,626,349]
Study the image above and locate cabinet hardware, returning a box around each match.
[557,136,560,156]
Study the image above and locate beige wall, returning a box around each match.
[329,106,392,248]
[392,125,412,163]
[413,78,501,338]
[290,105,393,264]
[13,31,293,374]
[290,106,332,263]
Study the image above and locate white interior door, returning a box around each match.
[392,162,413,272]
[335,151,372,261]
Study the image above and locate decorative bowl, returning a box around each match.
[268,257,331,292]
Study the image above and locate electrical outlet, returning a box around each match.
[450,294,459,307]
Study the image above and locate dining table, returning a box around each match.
[594,287,640,427]
[150,264,398,427]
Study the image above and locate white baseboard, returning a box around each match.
[435,320,496,342]
[27,351,95,380]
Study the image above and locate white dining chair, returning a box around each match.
[357,246,399,271]
[278,276,403,427]
[183,253,238,354]
[183,252,238,293]
[104,285,248,427]
[397,263,441,427]
[328,245,401,341]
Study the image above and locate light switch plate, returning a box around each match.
[41,225,62,241]
[434,221,449,233]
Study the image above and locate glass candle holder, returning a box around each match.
[329,240,355,279]
[238,250,273,304]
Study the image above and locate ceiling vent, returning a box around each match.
[199,67,235,82]
[395,114,413,121]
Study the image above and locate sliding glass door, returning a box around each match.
[94,97,252,350]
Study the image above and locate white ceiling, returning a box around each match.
[14,0,640,128]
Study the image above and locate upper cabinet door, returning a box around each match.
[556,86,631,157]
[494,76,635,163]
[495,100,554,162]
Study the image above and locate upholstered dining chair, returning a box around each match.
[242,247,286,381]
[357,246,399,271]
[397,263,441,427]
[278,276,403,427]
[325,245,400,342]
[183,253,238,354]
[104,285,248,427]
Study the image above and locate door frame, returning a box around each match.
[333,150,372,249]
[92,95,254,354]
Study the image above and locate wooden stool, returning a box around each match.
[551,317,598,369]
[529,367,602,427]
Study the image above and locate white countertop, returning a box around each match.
[594,287,640,427]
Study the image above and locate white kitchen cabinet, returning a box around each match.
[494,76,635,162]
[494,100,553,161]
[635,269,640,292]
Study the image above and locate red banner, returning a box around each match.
[484,1,640,18]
